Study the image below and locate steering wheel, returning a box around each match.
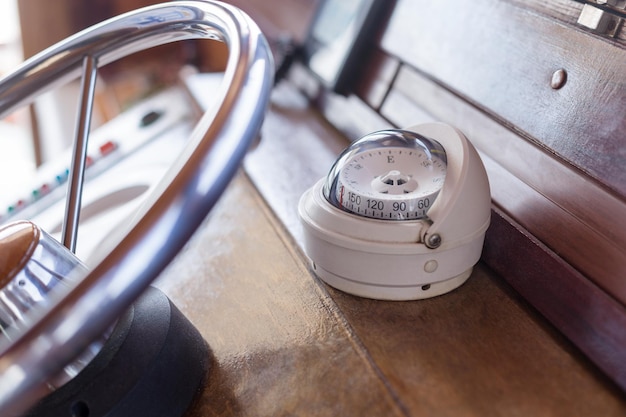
[0,2,273,415]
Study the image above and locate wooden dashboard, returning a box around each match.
[154,81,626,415]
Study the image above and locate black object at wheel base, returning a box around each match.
[25,287,210,417]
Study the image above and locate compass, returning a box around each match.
[326,130,447,220]
[298,123,491,300]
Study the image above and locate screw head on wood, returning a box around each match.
[551,69,567,89]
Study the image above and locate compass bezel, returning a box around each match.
[323,130,447,221]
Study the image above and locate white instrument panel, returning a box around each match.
[0,88,195,263]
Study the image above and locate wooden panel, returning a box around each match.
[381,64,626,306]
[483,206,626,392]
[509,0,584,22]
[154,142,626,416]
[285,64,393,141]
[155,175,406,417]
[245,81,349,242]
[355,48,399,110]
[152,172,626,415]
[240,81,626,395]
[180,0,626,397]
[328,265,626,416]
[381,0,626,197]
[376,64,626,387]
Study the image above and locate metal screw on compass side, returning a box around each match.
[425,234,442,249]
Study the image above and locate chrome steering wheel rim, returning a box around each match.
[0,2,273,415]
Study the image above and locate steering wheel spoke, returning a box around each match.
[63,54,99,253]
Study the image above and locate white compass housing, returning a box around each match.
[298,123,491,300]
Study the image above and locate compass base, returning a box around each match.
[314,264,472,301]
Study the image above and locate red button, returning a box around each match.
[99,140,117,156]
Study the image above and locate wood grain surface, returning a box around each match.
[379,64,626,307]
[300,0,626,388]
[161,1,626,412]
[381,0,626,197]
[247,79,626,398]
[155,175,406,417]
[154,173,626,416]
